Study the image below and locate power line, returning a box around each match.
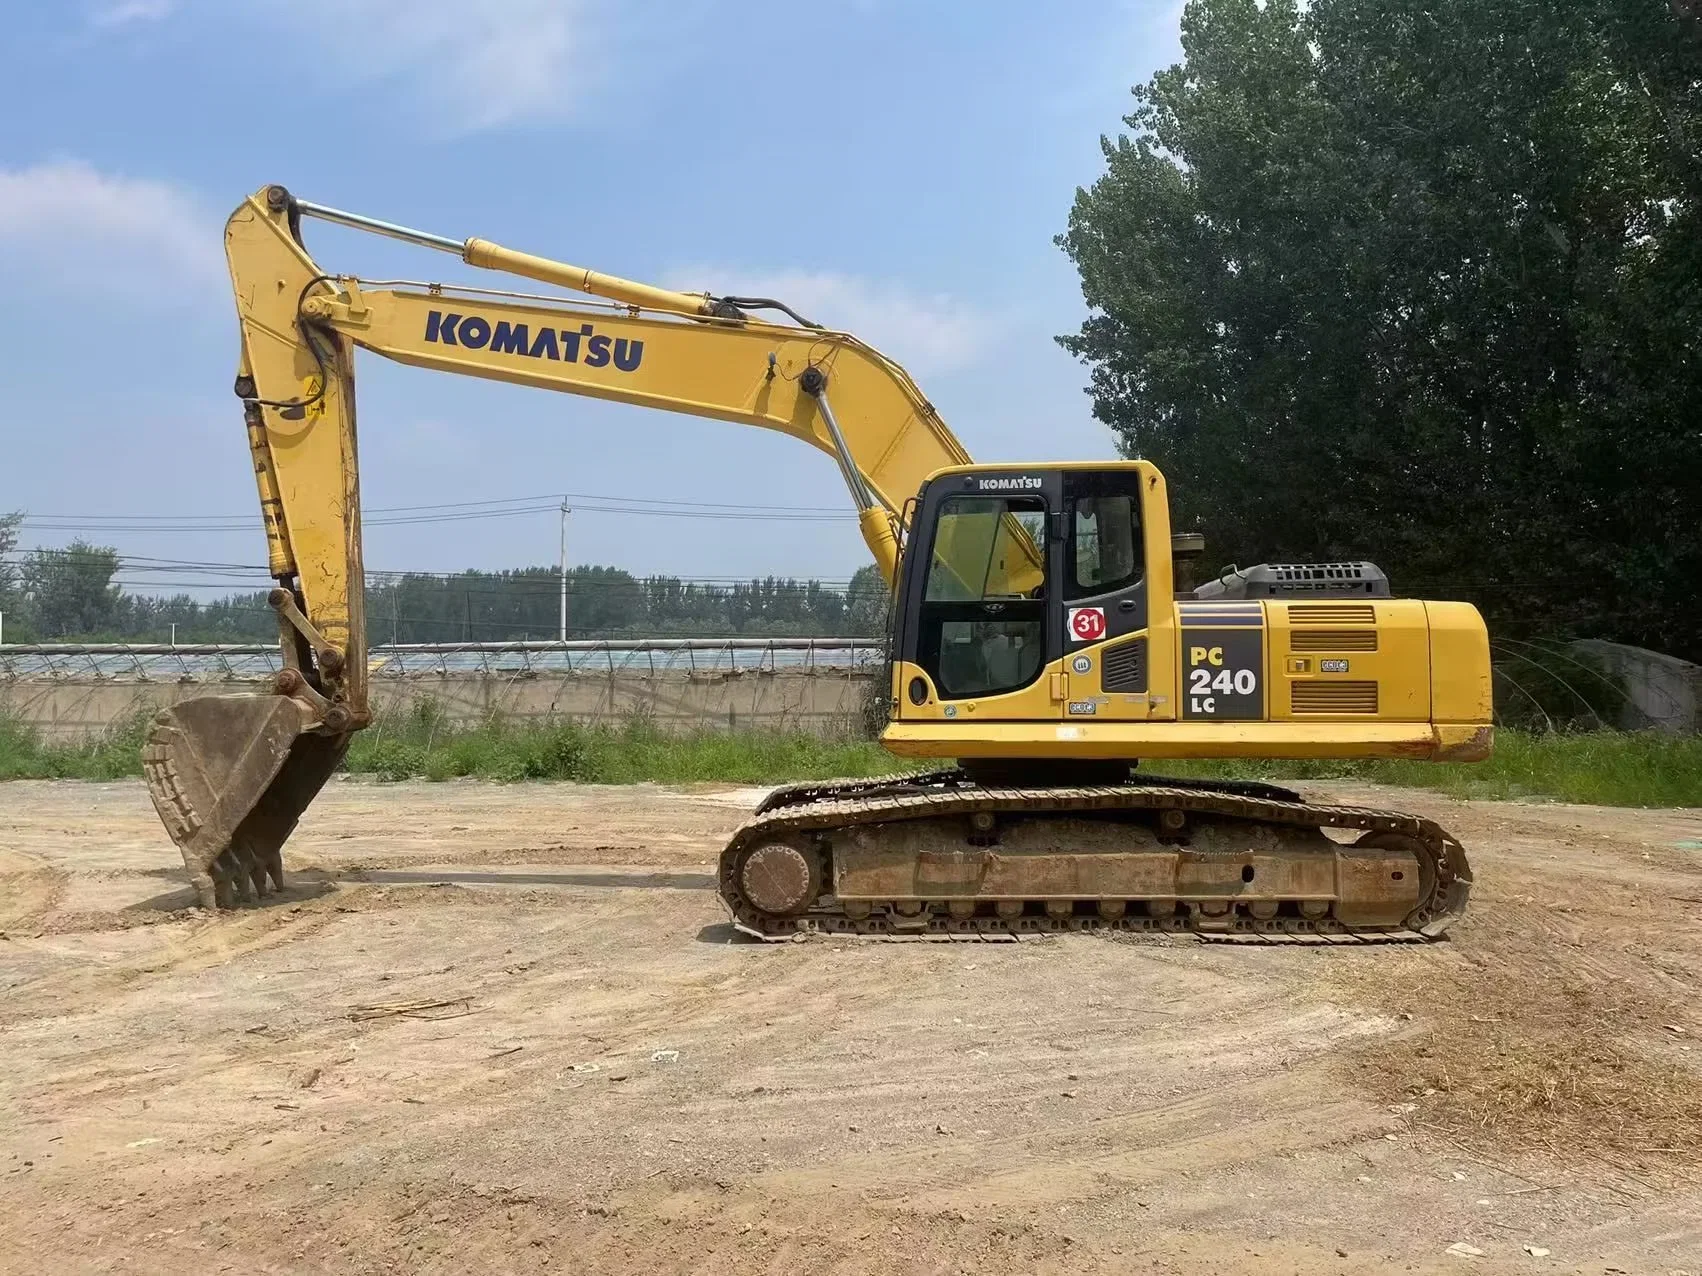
[18,489,858,533]
[103,577,863,594]
[27,490,852,518]
[5,550,863,583]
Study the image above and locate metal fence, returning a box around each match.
[0,637,886,683]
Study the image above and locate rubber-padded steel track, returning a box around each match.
[719,771,1470,943]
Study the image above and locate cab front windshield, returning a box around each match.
[925,498,1045,601]
[919,495,1047,699]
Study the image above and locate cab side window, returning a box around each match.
[1068,492,1141,599]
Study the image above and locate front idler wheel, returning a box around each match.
[737,841,822,919]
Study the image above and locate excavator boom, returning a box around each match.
[146,184,1486,940]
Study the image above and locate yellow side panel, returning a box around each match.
[1268,600,1430,722]
[882,719,1462,761]
[1425,601,1493,724]
[891,659,1062,723]
[1062,629,1159,721]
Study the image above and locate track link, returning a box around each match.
[719,771,1470,943]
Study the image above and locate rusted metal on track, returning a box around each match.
[718,770,1470,943]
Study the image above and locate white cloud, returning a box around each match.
[666,266,1001,377]
[273,0,594,134]
[0,160,222,301]
[88,0,176,27]
[83,0,634,134]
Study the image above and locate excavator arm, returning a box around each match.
[146,184,980,908]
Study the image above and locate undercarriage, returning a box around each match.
[718,770,1471,943]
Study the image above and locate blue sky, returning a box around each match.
[1,0,1182,593]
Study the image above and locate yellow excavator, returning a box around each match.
[144,184,1491,940]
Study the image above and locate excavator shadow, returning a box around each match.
[130,874,339,915]
[127,868,716,917]
[346,868,718,891]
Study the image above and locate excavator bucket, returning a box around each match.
[143,694,348,909]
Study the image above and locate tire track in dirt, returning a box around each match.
[0,848,67,932]
[1312,789,1702,1191]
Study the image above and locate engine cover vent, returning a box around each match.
[1288,603,1377,626]
[1292,681,1379,714]
[1290,629,1378,652]
[1100,636,1147,693]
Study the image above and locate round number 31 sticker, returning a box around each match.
[1068,606,1107,642]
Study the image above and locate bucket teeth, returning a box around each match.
[143,694,347,910]
[228,840,285,901]
[215,849,252,906]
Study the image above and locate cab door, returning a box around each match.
[892,472,1066,724]
[1058,470,1162,722]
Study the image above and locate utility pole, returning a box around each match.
[170,622,176,648]
[559,499,571,643]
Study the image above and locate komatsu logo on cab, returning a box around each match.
[424,310,644,372]
[976,476,1042,492]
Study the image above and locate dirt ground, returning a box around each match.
[2,777,1699,1275]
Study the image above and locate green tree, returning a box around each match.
[1060,0,1702,658]
[845,564,892,637]
[23,541,123,638]
[0,512,20,597]
[0,512,24,639]
[14,540,901,644]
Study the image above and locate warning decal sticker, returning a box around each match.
[1067,607,1107,643]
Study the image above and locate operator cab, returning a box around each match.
[893,462,1166,710]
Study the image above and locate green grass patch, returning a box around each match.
[3,701,1698,806]
[1154,728,1702,807]
[342,699,900,786]
[0,711,150,781]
